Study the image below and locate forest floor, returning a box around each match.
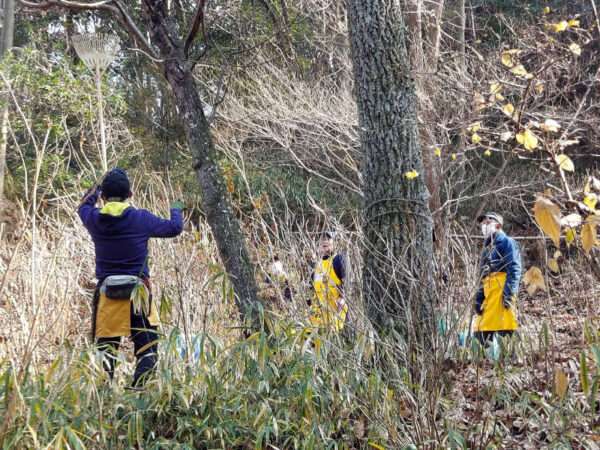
[444,265,600,449]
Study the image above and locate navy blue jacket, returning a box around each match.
[78,189,183,280]
[475,231,522,309]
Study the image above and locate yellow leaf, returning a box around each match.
[495,93,505,101]
[554,368,569,400]
[468,122,481,133]
[501,49,521,68]
[368,443,385,450]
[533,196,562,247]
[582,222,597,255]
[541,119,561,132]
[535,82,545,94]
[568,19,580,28]
[510,64,530,78]
[554,250,562,259]
[490,82,502,94]
[543,6,551,14]
[569,43,581,56]
[451,153,457,160]
[584,193,598,210]
[551,21,569,33]
[523,266,547,295]
[484,149,492,157]
[471,133,482,144]
[555,154,575,172]
[252,198,264,210]
[434,147,441,157]
[565,227,576,246]
[516,129,539,151]
[404,170,419,180]
[226,177,235,193]
[502,103,515,116]
[501,51,515,67]
[547,258,560,273]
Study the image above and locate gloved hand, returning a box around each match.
[502,294,515,309]
[170,200,185,210]
[80,186,101,206]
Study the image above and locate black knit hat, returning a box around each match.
[101,168,130,200]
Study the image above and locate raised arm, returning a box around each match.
[142,208,184,238]
[78,188,100,228]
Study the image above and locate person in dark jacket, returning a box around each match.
[78,168,183,387]
[473,212,522,345]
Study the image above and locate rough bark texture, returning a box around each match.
[0,0,15,200]
[20,0,262,330]
[141,1,261,329]
[347,0,435,338]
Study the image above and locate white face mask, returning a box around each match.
[481,222,497,238]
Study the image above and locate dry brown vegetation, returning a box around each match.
[1,0,600,448]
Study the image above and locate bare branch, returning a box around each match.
[184,0,206,58]
[20,0,116,12]
[112,0,158,59]
[19,0,159,60]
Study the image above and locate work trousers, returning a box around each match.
[474,330,515,346]
[93,288,158,387]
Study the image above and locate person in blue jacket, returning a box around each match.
[473,212,522,345]
[78,168,183,387]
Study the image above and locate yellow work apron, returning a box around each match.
[474,272,518,332]
[310,257,348,332]
[95,284,160,338]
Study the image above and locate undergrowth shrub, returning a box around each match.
[0,323,401,449]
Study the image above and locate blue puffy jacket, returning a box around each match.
[475,231,522,311]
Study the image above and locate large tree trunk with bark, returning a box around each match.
[347,0,435,339]
[173,70,260,327]
[141,1,260,329]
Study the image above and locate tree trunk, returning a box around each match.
[0,0,15,200]
[173,69,260,328]
[458,0,466,71]
[141,1,261,330]
[347,0,435,339]
[405,0,423,71]
[425,0,445,72]
[410,0,445,252]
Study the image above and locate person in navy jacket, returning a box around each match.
[79,168,183,387]
[473,212,522,345]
